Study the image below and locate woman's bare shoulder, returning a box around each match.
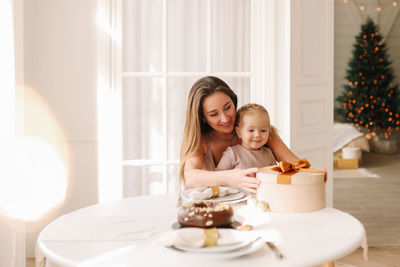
[185,135,207,171]
[188,135,207,159]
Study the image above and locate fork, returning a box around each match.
[266,241,284,259]
[232,221,284,260]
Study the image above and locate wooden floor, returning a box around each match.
[335,151,400,266]
[27,152,400,266]
[336,246,400,267]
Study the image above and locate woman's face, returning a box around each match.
[202,91,236,134]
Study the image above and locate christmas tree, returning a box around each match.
[336,18,400,139]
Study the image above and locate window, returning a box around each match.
[99,0,271,199]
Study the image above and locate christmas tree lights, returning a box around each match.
[336,18,400,139]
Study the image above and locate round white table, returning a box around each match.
[37,194,366,267]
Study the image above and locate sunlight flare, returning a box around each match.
[0,137,67,221]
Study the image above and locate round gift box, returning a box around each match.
[342,147,361,159]
[256,167,326,213]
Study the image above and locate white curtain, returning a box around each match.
[0,0,26,266]
[122,0,251,197]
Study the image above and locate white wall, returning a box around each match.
[22,0,99,257]
[387,11,400,86]
[334,0,400,114]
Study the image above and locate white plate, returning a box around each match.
[174,240,251,253]
[221,193,249,204]
[164,238,265,259]
[214,191,245,202]
[181,191,247,203]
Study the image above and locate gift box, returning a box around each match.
[335,157,359,169]
[256,166,326,213]
[342,147,361,159]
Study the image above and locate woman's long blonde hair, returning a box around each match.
[179,76,237,181]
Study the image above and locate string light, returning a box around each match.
[350,0,399,12]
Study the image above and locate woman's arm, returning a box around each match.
[184,150,259,193]
[267,130,300,163]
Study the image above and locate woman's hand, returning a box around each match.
[228,167,260,193]
[183,165,260,193]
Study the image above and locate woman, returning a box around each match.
[180,76,299,193]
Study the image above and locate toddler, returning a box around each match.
[216,104,276,170]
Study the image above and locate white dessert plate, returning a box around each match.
[174,240,251,253]
[221,193,249,204]
[181,191,247,203]
[214,192,246,202]
[164,238,265,259]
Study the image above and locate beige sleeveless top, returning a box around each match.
[216,144,276,170]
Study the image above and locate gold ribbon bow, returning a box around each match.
[261,159,327,184]
[269,159,311,173]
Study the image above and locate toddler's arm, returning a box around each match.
[216,147,236,171]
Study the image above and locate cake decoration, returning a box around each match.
[247,197,270,212]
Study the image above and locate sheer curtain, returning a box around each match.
[122,0,251,197]
[0,1,25,266]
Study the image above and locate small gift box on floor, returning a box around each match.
[335,158,359,169]
[335,147,361,169]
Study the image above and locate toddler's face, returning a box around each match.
[236,113,270,150]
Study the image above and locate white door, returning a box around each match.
[257,0,333,206]
[289,0,334,205]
